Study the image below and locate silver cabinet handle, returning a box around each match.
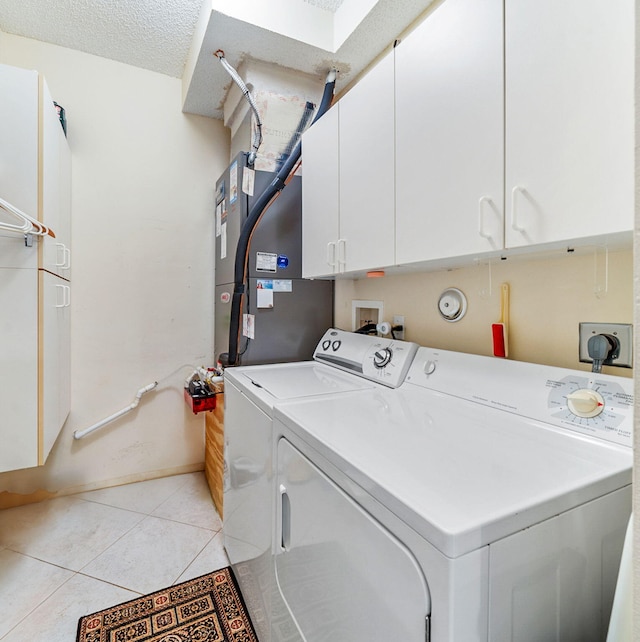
[511,186,526,232]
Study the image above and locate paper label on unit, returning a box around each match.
[220,223,227,260]
[273,280,292,292]
[256,280,274,308]
[242,167,255,196]
[229,161,238,204]
[256,252,278,272]
[215,202,222,237]
[243,313,255,339]
[215,181,225,205]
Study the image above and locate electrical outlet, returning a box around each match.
[578,323,633,368]
[392,315,405,341]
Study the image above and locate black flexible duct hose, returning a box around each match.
[220,69,337,367]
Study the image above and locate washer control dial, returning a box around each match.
[373,347,392,369]
[566,389,605,418]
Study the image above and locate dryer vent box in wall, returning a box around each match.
[352,300,383,331]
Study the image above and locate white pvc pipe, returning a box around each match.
[73,381,158,440]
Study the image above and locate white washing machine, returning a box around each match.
[272,347,633,642]
[223,328,419,641]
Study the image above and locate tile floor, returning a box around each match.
[0,471,229,641]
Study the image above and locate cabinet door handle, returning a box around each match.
[337,238,346,273]
[55,284,66,308]
[511,186,526,232]
[326,241,336,269]
[478,196,493,239]
[55,243,71,270]
[55,242,66,267]
[279,484,291,551]
[64,285,71,307]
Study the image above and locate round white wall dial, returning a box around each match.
[438,288,467,322]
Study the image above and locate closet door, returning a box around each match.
[505,0,634,248]
[0,268,39,472]
[41,79,72,278]
[395,0,504,264]
[0,64,39,270]
[39,270,70,463]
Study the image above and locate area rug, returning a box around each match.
[76,567,258,642]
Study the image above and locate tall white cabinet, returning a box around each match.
[0,64,71,472]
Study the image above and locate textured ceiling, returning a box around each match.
[302,0,345,11]
[0,0,437,119]
[0,0,203,78]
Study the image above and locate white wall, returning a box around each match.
[0,33,229,504]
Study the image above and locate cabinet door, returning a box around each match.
[339,51,395,272]
[0,268,38,472]
[0,64,39,270]
[275,438,430,642]
[395,0,504,264]
[39,270,70,464]
[41,78,72,278]
[301,106,339,278]
[505,0,634,248]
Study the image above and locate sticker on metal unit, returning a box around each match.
[229,161,238,204]
[215,181,225,204]
[242,167,255,196]
[277,254,289,269]
[256,252,278,272]
[273,280,292,292]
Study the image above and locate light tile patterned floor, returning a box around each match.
[0,472,229,641]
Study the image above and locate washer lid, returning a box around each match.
[226,361,374,404]
[273,386,632,558]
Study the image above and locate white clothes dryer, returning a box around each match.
[272,347,633,642]
[222,328,418,641]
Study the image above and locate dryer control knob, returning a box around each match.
[566,389,605,418]
[373,347,392,369]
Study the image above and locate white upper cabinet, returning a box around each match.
[339,50,395,273]
[395,0,504,265]
[41,78,72,278]
[504,0,634,249]
[301,0,633,275]
[0,64,39,269]
[302,105,340,278]
[303,51,395,278]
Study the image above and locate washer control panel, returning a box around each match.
[406,347,633,447]
[313,328,418,388]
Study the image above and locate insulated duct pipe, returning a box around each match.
[220,69,338,368]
